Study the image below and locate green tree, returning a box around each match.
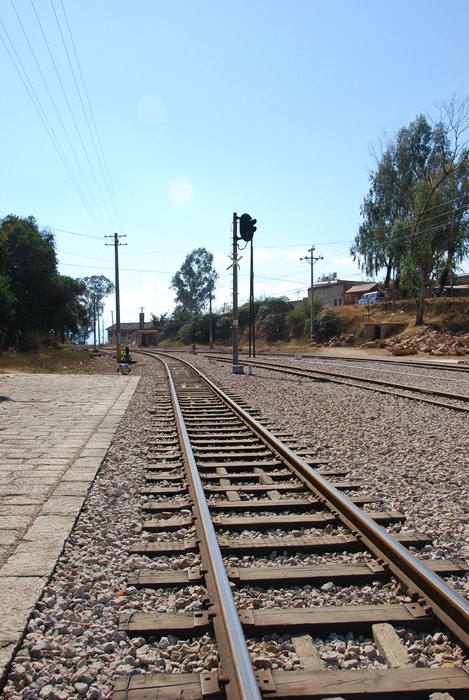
[0,215,93,349]
[170,248,218,318]
[0,215,58,348]
[215,315,231,341]
[286,300,311,337]
[152,306,191,341]
[50,275,87,343]
[352,99,469,325]
[257,297,293,341]
[315,309,342,342]
[0,275,16,348]
[78,275,115,344]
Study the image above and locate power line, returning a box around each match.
[49,0,118,231]
[0,15,106,234]
[29,0,110,232]
[58,0,124,233]
[2,1,123,236]
[50,227,103,240]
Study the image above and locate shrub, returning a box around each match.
[257,297,292,341]
[258,312,287,341]
[314,310,342,342]
[215,315,231,341]
[286,302,309,337]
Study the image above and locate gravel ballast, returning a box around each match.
[2,352,467,699]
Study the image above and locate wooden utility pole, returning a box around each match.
[301,245,323,341]
[93,296,97,351]
[105,232,127,362]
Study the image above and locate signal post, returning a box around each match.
[231,212,257,373]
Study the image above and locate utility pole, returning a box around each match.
[92,295,97,351]
[231,212,241,370]
[300,246,323,342]
[105,232,127,362]
[230,211,256,371]
[208,280,213,348]
[248,237,255,358]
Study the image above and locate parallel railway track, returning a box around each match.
[259,352,469,374]
[202,354,469,413]
[114,353,468,699]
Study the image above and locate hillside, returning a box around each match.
[346,298,469,357]
[246,298,469,360]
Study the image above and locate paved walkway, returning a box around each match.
[0,372,140,684]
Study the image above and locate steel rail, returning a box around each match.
[262,351,469,373]
[207,354,469,411]
[200,347,469,373]
[159,355,263,700]
[152,351,469,650]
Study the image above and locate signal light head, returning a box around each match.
[239,213,257,242]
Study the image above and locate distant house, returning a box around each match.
[345,283,384,305]
[107,314,158,347]
[306,279,366,308]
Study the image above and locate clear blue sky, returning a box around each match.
[1,0,468,329]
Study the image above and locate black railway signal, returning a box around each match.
[239,213,257,242]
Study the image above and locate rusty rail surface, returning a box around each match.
[162,357,262,700]
[158,351,469,648]
[115,351,468,698]
[205,354,469,412]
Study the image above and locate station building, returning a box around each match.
[106,313,158,347]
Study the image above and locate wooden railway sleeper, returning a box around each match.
[130,352,468,698]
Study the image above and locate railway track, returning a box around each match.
[202,353,469,413]
[114,353,468,699]
[252,351,469,374]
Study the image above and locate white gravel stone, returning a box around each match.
[2,354,467,698]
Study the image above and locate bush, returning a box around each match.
[215,315,231,341]
[258,312,287,341]
[257,297,292,341]
[286,303,309,337]
[178,323,193,344]
[314,310,342,342]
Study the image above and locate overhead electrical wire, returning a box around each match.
[29,0,110,233]
[48,0,119,232]
[50,226,104,240]
[57,0,124,233]
[1,0,123,236]
[0,16,106,235]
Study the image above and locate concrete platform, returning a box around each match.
[0,372,140,684]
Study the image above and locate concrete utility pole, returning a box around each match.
[300,245,323,342]
[105,232,127,362]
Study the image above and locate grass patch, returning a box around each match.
[0,347,116,374]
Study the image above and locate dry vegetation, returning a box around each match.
[1,299,468,372]
[0,347,117,374]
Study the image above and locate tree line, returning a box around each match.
[0,215,114,351]
[352,97,469,325]
[2,98,467,351]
